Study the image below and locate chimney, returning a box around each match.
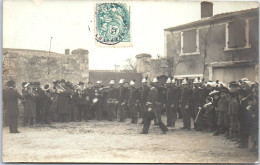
[65,49,70,55]
[201,1,213,19]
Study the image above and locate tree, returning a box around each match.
[169,32,181,77]
[123,58,137,72]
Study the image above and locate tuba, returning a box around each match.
[42,83,51,91]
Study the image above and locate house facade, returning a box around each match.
[164,2,259,83]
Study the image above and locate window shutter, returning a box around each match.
[228,22,236,48]
[235,20,246,47]
[183,29,196,53]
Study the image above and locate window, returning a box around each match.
[181,28,199,55]
[225,19,250,50]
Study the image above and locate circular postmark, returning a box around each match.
[96,3,130,45]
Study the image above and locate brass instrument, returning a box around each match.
[55,83,68,93]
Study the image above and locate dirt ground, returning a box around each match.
[2,116,258,163]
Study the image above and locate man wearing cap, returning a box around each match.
[165,77,174,127]
[22,83,37,126]
[41,83,52,124]
[228,91,239,140]
[140,78,168,134]
[214,89,230,136]
[192,78,204,130]
[86,82,95,120]
[179,78,192,130]
[117,80,129,122]
[56,79,71,122]
[3,80,24,133]
[129,80,139,124]
[172,78,180,125]
[75,82,89,122]
[139,77,150,124]
[93,80,103,120]
[107,80,117,121]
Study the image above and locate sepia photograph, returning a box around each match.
[2,0,259,163]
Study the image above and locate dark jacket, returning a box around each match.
[3,87,24,116]
[166,86,174,105]
[140,85,150,103]
[180,86,192,107]
[22,89,36,118]
[129,86,139,104]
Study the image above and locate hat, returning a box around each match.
[229,81,239,86]
[209,90,219,96]
[171,78,176,84]
[142,78,147,83]
[166,78,171,84]
[24,82,30,88]
[193,78,201,84]
[7,80,15,87]
[130,80,135,86]
[181,79,188,85]
[88,82,93,85]
[109,80,115,85]
[96,80,101,84]
[241,78,249,82]
[152,78,158,83]
[78,81,84,85]
[119,79,124,84]
[243,80,252,87]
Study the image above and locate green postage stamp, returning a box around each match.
[95,3,131,47]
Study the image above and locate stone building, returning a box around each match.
[164,2,259,83]
[135,53,168,82]
[2,48,89,92]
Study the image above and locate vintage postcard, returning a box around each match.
[2,0,259,163]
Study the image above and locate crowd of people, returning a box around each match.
[3,76,258,152]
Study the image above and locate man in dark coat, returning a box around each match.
[140,78,150,124]
[86,82,95,120]
[22,83,36,126]
[172,79,180,125]
[140,78,168,134]
[75,82,89,122]
[93,81,103,121]
[128,80,139,124]
[56,79,71,122]
[179,79,192,130]
[118,80,129,122]
[107,80,117,121]
[3,80,24,133]
[165,78,174,127]
[41,84,52,124]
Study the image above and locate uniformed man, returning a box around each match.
[165,77,174,127]
[129,80,139,124]
[22,82,36,126]
[86,82,95,120]
[56,79,71,122]
[139,77,150,124]
[228,91,239,140]
[172,78,180,126]
[93,80,103,121]
[76,82,89,122]
[3,80,24,133]
[213,88,230,136]
[107,80,117,121]
[41,83,52,124]
[155,80,165,125]
[192,78,204,130]
[179,78,192,130]
[140,78,168,134]
[118,80,129,122]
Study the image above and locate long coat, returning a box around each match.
[22,89,36,118]
[3,87,23,116]
[57,91,71,114]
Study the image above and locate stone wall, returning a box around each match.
[2,48,89,92]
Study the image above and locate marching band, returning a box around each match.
[3,76,259,152]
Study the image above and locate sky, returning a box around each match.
[3,0,258,70]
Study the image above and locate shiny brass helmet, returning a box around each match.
[42,83,51,91]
